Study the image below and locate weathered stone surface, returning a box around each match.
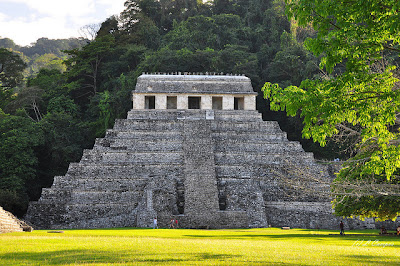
[25,74,396,230]
[0,206,27,233]
[135,74,256,94]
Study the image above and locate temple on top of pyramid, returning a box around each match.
[25,73,380,230]
[132,73,257,111]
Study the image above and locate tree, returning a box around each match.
[0,48,26,107]
[28,53,66,75]
[79,23,101,42]
[64,35,115,99]
[0,38,18,50]
[263,0,400,220]
[19,38,88,58]
[163,14,246,51]
[267,31,319,88]
[33,112,89,200]
[97,16,120,39]
[6,87,44,122]
[27,68,66,110]
[0,112,44,215]
[121,0,200,33]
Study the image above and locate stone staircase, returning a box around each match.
[25,109,333,229]
[0,207,23,233]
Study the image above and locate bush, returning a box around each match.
[0,189,29,217]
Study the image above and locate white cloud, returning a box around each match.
[1,0,96,17]
[0,0,126,46]
[98,0,126,15]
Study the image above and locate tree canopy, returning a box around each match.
[263,0,400,219]
[0,48,26,107]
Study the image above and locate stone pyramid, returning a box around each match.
[25,74,370,229]
[0,206,24,233]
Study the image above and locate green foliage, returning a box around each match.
[0,38,18,50]
[263,0,400,219]
[18,37,88,58]
[64,35,115,100]
[0,48,26,107]
[267,31,319,87]
[122,0,201,33]
[101,45,148,82]
[28,53,66,76]
[35,113,89,191]
[0,37,86,81]
[5,87,44,122]
[93,90,113,136]
[0,189,29,217]
[47,95,79,117]
[0,114,43,193]
[163,14,246,51]
[27,69,66,104]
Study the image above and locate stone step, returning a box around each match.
[0,207,23,233]
[105,130,184,141]
[96,138,300,152]
[215,152,315,165]
[39,188,71,202]
[24,201,70,228]
[127,109,262,121]
[94,139,183,151]
[212,131,287,141]
[114,119,184,131]
[214,141,304,153]
[66,163,184,177]
[51,176,151,190]
[127,110,183,120]
[80,151,184,164]
[210,120,282,133]
[70,190,144,204]
[213,110,262,121]
[215,166,254,178]
[103,120,286,147]
[64,203,139,221]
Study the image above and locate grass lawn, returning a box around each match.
[0,227,399,265]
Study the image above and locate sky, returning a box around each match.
[0,0,126,46]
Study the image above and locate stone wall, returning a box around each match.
[265,202,376,230]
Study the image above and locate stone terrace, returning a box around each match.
[25,74,378,230]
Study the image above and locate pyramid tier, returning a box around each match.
[127,110,262,121]
[80,150,184,164]
[65,163,184,177]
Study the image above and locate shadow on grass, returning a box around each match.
[54,227,148,231]
[0,250,245,265]
[2,249,396,265]
[341,254,400,265]
[182,231,400,245]
[183,233,343,240]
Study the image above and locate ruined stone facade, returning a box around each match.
[25,74,386,230]
[0,206,25,233]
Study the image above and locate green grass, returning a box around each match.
[0,228,399,265]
